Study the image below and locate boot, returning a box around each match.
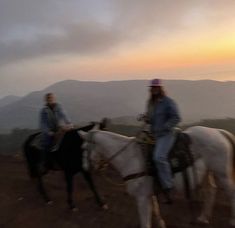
[163,188,173,204]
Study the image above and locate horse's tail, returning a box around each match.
[219,129,235,179]
[23,132,41,178]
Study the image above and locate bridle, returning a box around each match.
[86,130,148,182]
[86,130,135,164]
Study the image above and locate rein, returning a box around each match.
[103,137,136,164]
[87,126,148,182]
[88,127,145,166]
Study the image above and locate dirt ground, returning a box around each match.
[0,154,233,228]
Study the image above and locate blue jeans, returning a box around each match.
[41,133,54,151]
[40,133,54,163]
[153,132,175,189]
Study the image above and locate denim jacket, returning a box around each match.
[149,96,181,137]
[40,103,71,134]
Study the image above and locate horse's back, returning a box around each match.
[184,126,231,147]
[184,126,234,172]
[184,125,218,136]
[185,126,234,145]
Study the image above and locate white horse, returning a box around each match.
[79,126,235,228]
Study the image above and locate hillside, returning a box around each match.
[0,155,231,228]
[0,79,234,131]
[0,95,20,107]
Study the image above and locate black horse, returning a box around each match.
[24,123,106,210]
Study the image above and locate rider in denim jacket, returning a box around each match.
[146,79,181,199]
[40,93,72,169]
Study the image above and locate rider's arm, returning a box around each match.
[164,98,181,130]
[144,99,154,124]
[57,104,72,125]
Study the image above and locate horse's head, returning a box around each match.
[78,123,104,170]
[78,117,110,141]
[82,139,105,171]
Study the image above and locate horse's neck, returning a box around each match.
[95,131,129,151]
[95,132,145,177]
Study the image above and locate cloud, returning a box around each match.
[0,0,235,66]
[0,21,124,66]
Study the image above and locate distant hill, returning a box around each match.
[0,95,20,108]
[0,79,234,131]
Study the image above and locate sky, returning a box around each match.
[0,0,235,98]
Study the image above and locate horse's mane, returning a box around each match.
[73,123,96,132]
[97,130,135,142]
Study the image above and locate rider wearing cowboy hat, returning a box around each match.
[146,79,181,201]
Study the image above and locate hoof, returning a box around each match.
[230,218,235,226]
[47,200,53,205]
[69,204,77,211]
[158,219,166,228]
[102,203,109,210]
[71,207,78,212]
[197,216,209,225]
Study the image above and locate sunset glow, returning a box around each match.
[1,0,235,97]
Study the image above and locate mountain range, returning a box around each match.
[0,95,21,108]
[0,79,234,132]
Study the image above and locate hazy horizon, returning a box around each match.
[1,0,235,98]
[0,78,235,99]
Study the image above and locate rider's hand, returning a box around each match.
[137,114,145,121]
[137,114,149,122]
[137,114,151,124]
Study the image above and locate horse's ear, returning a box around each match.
[89,121,100,130]
[99,117,110,130]
[78,130,88,140]
[93,123,100,130]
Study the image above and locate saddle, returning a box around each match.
[29,132,63,171]
[30,129,67,152]
[138,129,193,174]
[169,129,193,173]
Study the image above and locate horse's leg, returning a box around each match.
[81,170,107,209]
[135,194,166,228]
[64,172,76,210]
[197,173,217,224]
[152,195,166,228]
[35,175,51,204]
[214,170,235,226]
[135,194,152,228]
